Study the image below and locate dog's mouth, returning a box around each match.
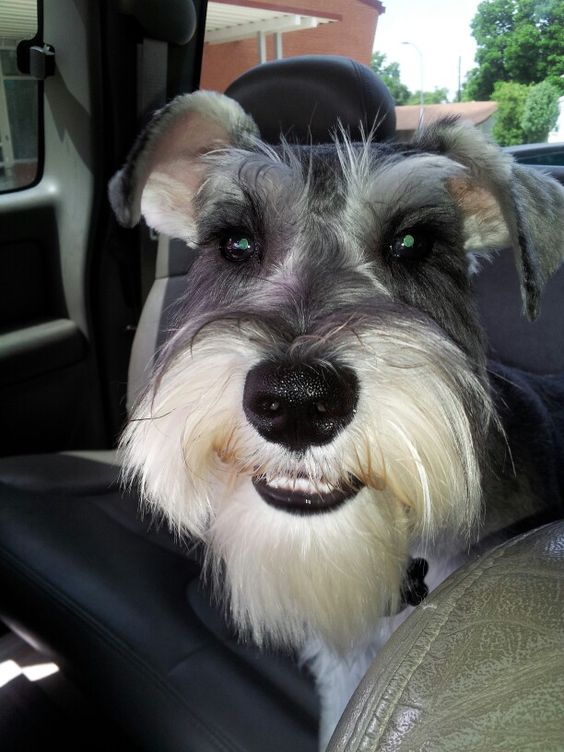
[252,474,363,515]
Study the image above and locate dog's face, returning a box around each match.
[110,92,564,650]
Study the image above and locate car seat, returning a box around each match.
[328,520,564,752]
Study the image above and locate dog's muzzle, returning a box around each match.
[243,361,362,514]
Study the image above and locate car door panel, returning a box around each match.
[0,0,108,455]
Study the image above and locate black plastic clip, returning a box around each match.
[16,40,55,80]
[400,557,429,608]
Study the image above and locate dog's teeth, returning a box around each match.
[293,478,310,493]
[266,476,333,495]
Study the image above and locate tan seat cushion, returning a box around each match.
[329,522,564,752]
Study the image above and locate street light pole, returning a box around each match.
[402,41,424,128]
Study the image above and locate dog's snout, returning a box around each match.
[243,362,358,451]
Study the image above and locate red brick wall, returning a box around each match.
[200,0,381,92]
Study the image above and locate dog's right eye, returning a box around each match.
[389,229,433,262]
[220,232,257,262]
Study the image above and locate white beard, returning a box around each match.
[121,319,492,652]
[205,475,408,650]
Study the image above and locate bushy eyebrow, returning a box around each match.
[196,186,267,243]
[383,202,459,232]
[194,148,308,240]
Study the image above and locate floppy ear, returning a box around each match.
[108,90,259,242]
[414,119,564,320]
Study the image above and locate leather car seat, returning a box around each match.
[329,521,564,751]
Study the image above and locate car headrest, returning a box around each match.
[224,55,396,145]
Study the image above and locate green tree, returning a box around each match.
[521,80,560,141]
[370,52,411,105]
[407,88,450,105]
[491,80,530,145]
[464,0,564,101]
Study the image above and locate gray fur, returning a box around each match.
[413,119,564,318]
[108,91,259,229]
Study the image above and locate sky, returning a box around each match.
[374,0,482,99]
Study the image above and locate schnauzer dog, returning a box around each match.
[109,91,564,749]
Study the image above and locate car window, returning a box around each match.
[0,0,39,192]
[508,148,564,167]
[200,0,564,154]
[200,1,383,92]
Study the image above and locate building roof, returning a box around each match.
[395,101,498,131]
[357,0,386,13]
[205,1,340,44]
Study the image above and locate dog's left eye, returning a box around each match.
[389,230,433,261]
[220,232,257,262]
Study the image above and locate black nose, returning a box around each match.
[243,361,359,451]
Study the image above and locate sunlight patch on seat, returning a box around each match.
[0,659,59,688]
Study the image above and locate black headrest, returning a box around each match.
[225,55,396,145]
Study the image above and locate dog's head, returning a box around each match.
[110,92,564,649]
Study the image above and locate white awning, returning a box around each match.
[0,1,339,45]
[0,0,37,42]
[205,1,338,44]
